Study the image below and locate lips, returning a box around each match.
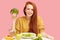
[28,13,33,15]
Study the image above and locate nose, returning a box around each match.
[29,9,32,12]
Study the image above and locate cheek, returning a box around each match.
[31,11,33,15]
[25,9,29,13]
[25,9,33,15]
[26,10,29,13]
[32,11,33,13]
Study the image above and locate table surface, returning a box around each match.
[2,37,51,40]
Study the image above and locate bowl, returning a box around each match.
[20,32,36,39]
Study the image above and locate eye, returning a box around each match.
[31,9,33,11]
[27,8,30,10]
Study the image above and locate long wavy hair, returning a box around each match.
[23,1,39,34]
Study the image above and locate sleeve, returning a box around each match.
[37,16,45,33]
[15,18,22,34]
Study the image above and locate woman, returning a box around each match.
[15,1,54,40]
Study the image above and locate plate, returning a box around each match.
[20,32,36,39]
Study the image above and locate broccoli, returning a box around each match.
[10,8,19,14]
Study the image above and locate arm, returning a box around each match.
[37,16,54,40]
[37,16,45,33]
[15,18,22,34]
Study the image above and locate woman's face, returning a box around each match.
[25,4,33,17]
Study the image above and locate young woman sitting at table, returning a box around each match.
[15,1,54,40]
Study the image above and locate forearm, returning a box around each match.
[41,32,54,40]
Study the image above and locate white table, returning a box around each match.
[2,37,51,40]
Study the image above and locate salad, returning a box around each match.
[16,33,42,40]
[20,33,36,39]
[32,37,42,40]
[17,33,36,38]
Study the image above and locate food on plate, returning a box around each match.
[5,36,13,40]
[20,33,36,38]
[15,34,22,40]
[37,34,42,37]
[32,37,42,40]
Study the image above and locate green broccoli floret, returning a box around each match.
[10,8,19,14]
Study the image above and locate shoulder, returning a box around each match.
[37,16,44,24]
[37,16,45,26]
[16,16,26,22]
[17,16,26,20]
[37,16,42,20]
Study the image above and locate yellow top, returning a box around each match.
[15,16,45,34]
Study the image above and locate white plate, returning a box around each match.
[20,32,36,39]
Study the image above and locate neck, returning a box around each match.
[26,16,31,20]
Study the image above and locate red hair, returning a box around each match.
[23,1,39,34]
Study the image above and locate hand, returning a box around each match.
[41,32,54,40]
